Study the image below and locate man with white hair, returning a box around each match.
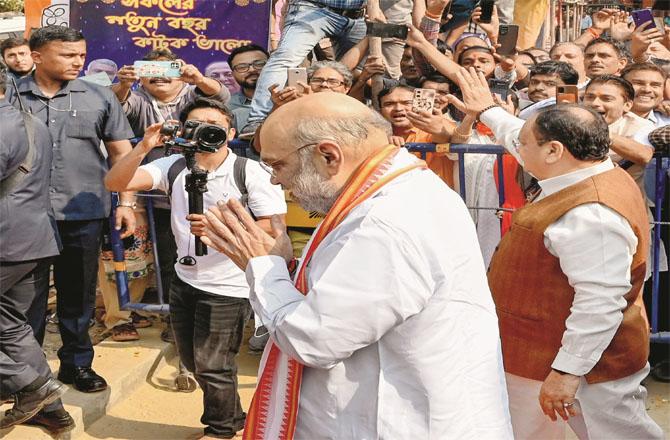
[194,92,513,439]
[85,58,118,82]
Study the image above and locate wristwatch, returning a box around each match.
[117,201,137,210]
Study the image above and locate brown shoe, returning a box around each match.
[111,323,139,342]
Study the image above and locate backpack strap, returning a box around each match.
[168,155,256,218]
[1,112,37,198]
[233,155,258,220]
[167,157,187,197]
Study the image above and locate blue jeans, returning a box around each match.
[246,0,366,125]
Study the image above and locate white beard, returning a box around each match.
[288,156,341,215]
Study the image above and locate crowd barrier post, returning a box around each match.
[110,193,169,314]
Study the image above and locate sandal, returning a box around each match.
[111,323,140,342]
[131,312,152,329]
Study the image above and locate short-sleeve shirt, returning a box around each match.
[140,149,287,297]
[7,75,134,220]
[0,100,60,261]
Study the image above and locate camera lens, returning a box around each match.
[197,125,228,147]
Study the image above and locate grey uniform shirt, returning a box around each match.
[7,75,134,221]
[0,100,60,262]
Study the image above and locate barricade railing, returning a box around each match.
[111,140,669,344]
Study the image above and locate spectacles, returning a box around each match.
[310,77,345,87]
[232,60,267,73]
[259,143,318,178]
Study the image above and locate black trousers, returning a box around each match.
[170,277,250,439]
[0,259,62,411]
[29,220,103,368]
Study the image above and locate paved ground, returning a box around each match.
[18,315,670,439]
[82,325,670,439]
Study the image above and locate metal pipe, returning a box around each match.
[145,195,165,305]
[110,193,131,311]
[496,154,506,229]
[458,153,467,202]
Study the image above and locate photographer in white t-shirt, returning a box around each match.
[105,97,286,439]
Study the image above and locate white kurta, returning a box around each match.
[246,149,513,439]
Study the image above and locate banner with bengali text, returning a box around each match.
[65,0,270,85]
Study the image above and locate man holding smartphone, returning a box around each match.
[519,61,579,118]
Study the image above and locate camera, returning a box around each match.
[161,120,229,155]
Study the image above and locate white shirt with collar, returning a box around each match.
[141,149,287,297]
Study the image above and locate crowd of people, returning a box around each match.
[1,0,669,439]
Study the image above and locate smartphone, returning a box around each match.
[478,0,495,24]
[412,88,436,113]
[632,9,655,28]
[488,79,510,101]
[497,24,519,57]
[134,60,182,78]
[366,22,409,39]
[556,85,579,104]
[631,8,664,33]
[287,67,308,92]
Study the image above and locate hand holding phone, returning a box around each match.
[488,79,510,101]
[287,67,308,93]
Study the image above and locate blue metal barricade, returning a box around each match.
[110,141,668,344]
[650,154,669,344]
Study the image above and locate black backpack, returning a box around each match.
[166,155,255,216]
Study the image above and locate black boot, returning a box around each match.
[25,408,75,434]
[0,378,65,429]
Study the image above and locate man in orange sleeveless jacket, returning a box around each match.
[486,102,662,439]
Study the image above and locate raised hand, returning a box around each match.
[471,5,500,43]
[454,67,496,116]
[116,65,139,86]
[631,21,664,61]
[609,10,634,41]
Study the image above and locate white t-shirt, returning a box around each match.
[141,149,287,297]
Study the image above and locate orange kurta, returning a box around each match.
[404,128,455,188]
